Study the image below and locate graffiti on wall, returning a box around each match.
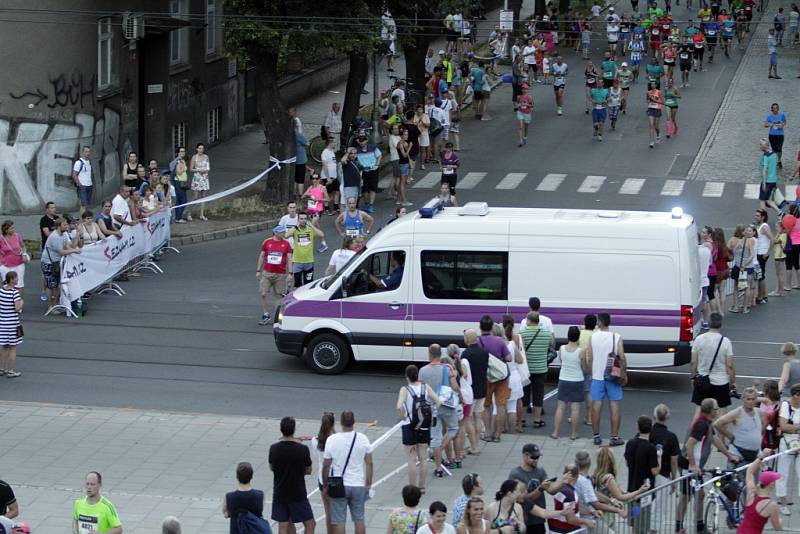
[9,71,96,109]
[0,108,129,213]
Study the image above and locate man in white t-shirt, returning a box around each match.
[519,296,553,333]
[586,312,627,447]
[323,102,342,150]
[522,39,538,75]
[690,313,735,415]
[322,411,373,534]
[72,145,93,216]
[278,201,300,248]
[426,102,447,155]
[755,208,774,303]
[111,186,135,229]
[439,92,454,142]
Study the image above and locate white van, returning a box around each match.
[273,201,703,374]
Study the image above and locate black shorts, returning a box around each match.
[693,47,705,60]
[788,247,800,271]
[680,61,692,71]
[441,174,457,195]
[271,498,314,523]
[691,381,731,407]
[401,424,431,446]
[326,178,340,194]
[664,59,676,67]
[446,30,459,42]
[769,134,785,153]
[707,275,717,299]
[757,254,769,280]
[759,181,776,201]
[603,78,615,88]
[294,164,307,184]
[707,40,717,48]
[362,170,379,193]
[473,90,484,101]
[530,372,547,407]
[554,84,565,92]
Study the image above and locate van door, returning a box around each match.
[338,248,411,361]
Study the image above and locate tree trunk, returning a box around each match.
[253,51,294,204]
[404,34,432,103]
[508,0,524,31]
[340,52,369,149]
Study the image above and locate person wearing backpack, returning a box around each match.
[420,344,462,478]
[223,462,266,534]
[396,364,441,493]
[322,411,373,534]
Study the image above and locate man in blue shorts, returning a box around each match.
[587,312,627,446]
[590,86,610,141]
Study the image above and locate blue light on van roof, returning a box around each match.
[419,198,445,218]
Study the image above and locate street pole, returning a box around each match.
[371,52,380,145]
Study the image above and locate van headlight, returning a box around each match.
[275,305,284,324]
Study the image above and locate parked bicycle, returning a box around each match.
[698,468,746,533]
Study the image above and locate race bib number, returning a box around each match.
[443,167,455,175]
[695,43,704,48]
[267,252,283,265]
[345,227,360,237]
[680,52,690,59]
[297,234,311,246]
[555,77,565,84]
[648,101,659,108]
[586,77,596,84]
[77,515,99,534]
[595,104,605,109]
[652,28,660,35]
[307,199,318,210]
[708,30,717,35]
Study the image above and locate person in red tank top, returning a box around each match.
[737,455,782,534]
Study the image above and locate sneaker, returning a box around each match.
[5,371,21,378]
[433,469,445,478]
[557,107,563,115]
[40,292,47,302]
[781,506,791,516]
[258,313,270,325]
[401,201,413,206]
[598,135,603,141]
[774,75,783,79]
[785,286,793,291]
[452,460,463,469]
[609,436,625,447]
[593,435,602,445]
[649,142,654,148]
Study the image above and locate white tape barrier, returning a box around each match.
[59,210,171,306]
[171,156,296,210]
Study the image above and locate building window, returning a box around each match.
[421,251,508,300]
[172,122,186,152]
[206,0,219,55]
[207,107,220,143]
[170,0,189,66]
[97,18,113,89]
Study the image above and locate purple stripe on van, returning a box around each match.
[285,300,680,327]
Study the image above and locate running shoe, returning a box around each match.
[258,313,271,325]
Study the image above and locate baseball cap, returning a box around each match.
[760,470,781,486]
[438,49,446,55]
[542,15,550,21]
[522,443,541,458]
[621,61,629,66]
[610,6,615,10]
[273,224,286,234]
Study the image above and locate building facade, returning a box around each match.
[0,0,243,214]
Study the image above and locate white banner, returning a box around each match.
[60,210,171,305]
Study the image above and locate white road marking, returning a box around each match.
[457,172,487,189]
[702,182,725,197]
[537,173,567,191]
[619,178,646,195]
[577,175,606,193]
[744,183,760,199]
[660,179,685,196]
[413,171,441,188]
[496,172,527,190]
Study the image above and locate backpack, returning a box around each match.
[236,511,272,534]
[429,117,443,137]
[407,385,433,430]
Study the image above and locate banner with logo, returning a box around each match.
[60,210,171,305]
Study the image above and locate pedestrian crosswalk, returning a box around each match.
[376,170,776,201]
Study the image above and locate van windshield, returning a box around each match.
[321,245,367,290]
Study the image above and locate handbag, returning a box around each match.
[694,336,724,395]
[479,337,510,383]
[327,433,357,499]
[730,239,747,289]
[603,334,623,382]
[45,246,61,279]
[438,365,460,409]
[516,337,531,386]
[15,324,23,337]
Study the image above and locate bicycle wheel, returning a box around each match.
[703,499,719,534]
[308,135,326,164]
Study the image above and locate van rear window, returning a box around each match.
[421,251,508,300]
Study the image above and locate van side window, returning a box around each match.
[344,250,406,297]
[421,251,508,300]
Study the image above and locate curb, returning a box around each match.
[170,219,278,247]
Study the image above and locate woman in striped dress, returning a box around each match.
[0,271,23,378]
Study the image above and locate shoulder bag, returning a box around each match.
[603,334,623,383]
[479,337,509,383]
[327,433,357,498]
[516,335,531,386]
[694,336,724,395]
[438,365,460,409]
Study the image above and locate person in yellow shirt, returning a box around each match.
[578,314,597,425]
[73,472,122,534]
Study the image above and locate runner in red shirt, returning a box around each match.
[650,23,663,58]
[257,224,293,325]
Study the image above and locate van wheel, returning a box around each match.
[306,334,350,374]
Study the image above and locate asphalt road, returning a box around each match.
[7,5,788,439]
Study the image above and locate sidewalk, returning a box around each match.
[688,0,800,183]
[0,400,772,534]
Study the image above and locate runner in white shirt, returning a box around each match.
[551,56,568,115]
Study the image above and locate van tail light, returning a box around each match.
[680,305,693,342]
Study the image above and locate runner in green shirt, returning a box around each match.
[600,51,618,89]
[617,62,634,113]
[73,472,122,534]
[290,211,327,288]
[645,56,665,88]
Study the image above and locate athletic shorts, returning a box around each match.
[592,108,607,123]
[401,423,431,446]
[326,179,340,195]
[554,84,565,92]
[603,78,615,88]
[294,164,307,184]
[272,498,314,523]
[693,47,705,60]
[517,111,532,123]
[441,173,457,196]
[680,61,692,72]
[647,108,662,118]
[707,39,717,48]
[664,59,676,67]
[362,170,379,193]
[707,276,717,300]
[590,379,623,401]
[769,134,784,153]
[473,90,484,100]
[759,181,776,201]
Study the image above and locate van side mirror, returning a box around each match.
[342,274,349,297]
